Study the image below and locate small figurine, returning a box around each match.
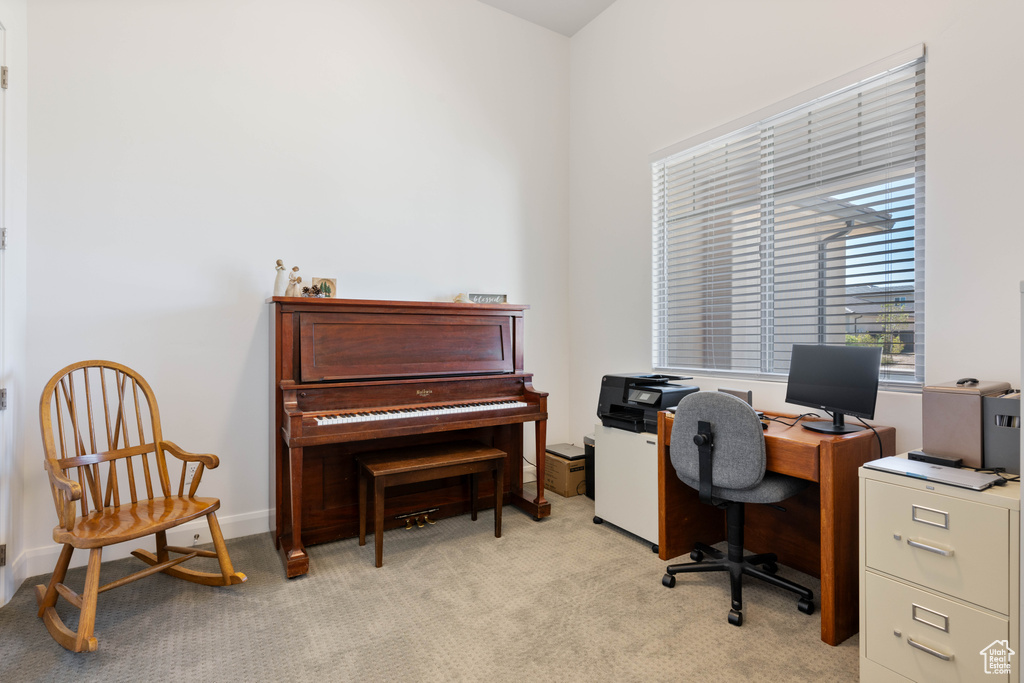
[284,266,301,297]
[273,260,288,296]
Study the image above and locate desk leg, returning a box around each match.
[818,432,892,646]
[818,458,842,646]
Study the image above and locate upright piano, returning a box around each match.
[270,297,550,577]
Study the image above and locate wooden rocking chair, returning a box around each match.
[36,360,246,652]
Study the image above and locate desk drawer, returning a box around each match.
[865,480,1009,612]
[865,572,1010,682]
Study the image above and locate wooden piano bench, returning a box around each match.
[356,440,506,567]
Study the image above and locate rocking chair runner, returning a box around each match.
[36,360,246,652]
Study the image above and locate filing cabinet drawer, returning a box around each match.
[865,572,1009,682]
[865,480,1009,612]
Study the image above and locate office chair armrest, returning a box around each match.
[160,441,220,469]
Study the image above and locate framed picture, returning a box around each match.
[311,278,336,298]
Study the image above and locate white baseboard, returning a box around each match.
[11,508,272,590]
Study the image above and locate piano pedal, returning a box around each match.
[405,519,414,530]
[424,514,436,525]
[416,517,425,528]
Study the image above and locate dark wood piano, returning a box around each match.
[270,297,550,577]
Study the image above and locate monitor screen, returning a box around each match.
[785,344,882,434]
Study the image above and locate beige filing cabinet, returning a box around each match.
[860,463,1020,682]
[593,424,659,551]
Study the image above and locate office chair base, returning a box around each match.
[662,542,815,624]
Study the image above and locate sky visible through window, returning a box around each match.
[839,177,916,287]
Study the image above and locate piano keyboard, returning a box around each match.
[314,400,528,426]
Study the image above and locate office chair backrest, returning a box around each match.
[670,391,766,491]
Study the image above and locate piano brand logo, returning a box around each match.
[417,389,433,397]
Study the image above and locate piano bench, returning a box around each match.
[356,440,506,568]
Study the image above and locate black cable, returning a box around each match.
[853,416,884,457]
[765,412,821,427]
[963,465,1020,483]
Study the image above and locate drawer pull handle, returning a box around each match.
[912,504,950,529]
[907,637,954,661]
[907,539,954,556]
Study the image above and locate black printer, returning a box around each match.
[597,373,699,434]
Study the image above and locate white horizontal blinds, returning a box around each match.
[653,57,925,385]
[653,127,765,373]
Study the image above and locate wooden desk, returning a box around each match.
[657,411,895,646]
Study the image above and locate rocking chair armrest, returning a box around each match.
[160,441,220,469]
[44,460,82,501]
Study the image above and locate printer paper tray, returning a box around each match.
[600,415,645,433]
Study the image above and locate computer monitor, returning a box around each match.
[785,344,882,435]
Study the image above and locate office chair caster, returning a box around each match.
[728,610,743,626]
[798,598,815,615]
[662,574,676,588]
[760,561,778,575]
[689,549,704,562]
[651,544,658,554]
[593,516,603,524]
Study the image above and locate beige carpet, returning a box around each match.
[0,490,858,682]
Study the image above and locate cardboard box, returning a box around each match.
[544,452,586,497]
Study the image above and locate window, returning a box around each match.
[652,51,925,388]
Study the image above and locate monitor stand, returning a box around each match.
[801,411,865,435]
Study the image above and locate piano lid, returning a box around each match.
[297,309,516,382]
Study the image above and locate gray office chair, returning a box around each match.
[662,391,815,626]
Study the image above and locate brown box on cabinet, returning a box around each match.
[544,453,586,498]
[922,379,1010,468]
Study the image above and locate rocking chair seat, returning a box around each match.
[54,496,221,549]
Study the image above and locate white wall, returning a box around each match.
[567,0,1024,453]
[14,0,571,583]
[0,0,28,605]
